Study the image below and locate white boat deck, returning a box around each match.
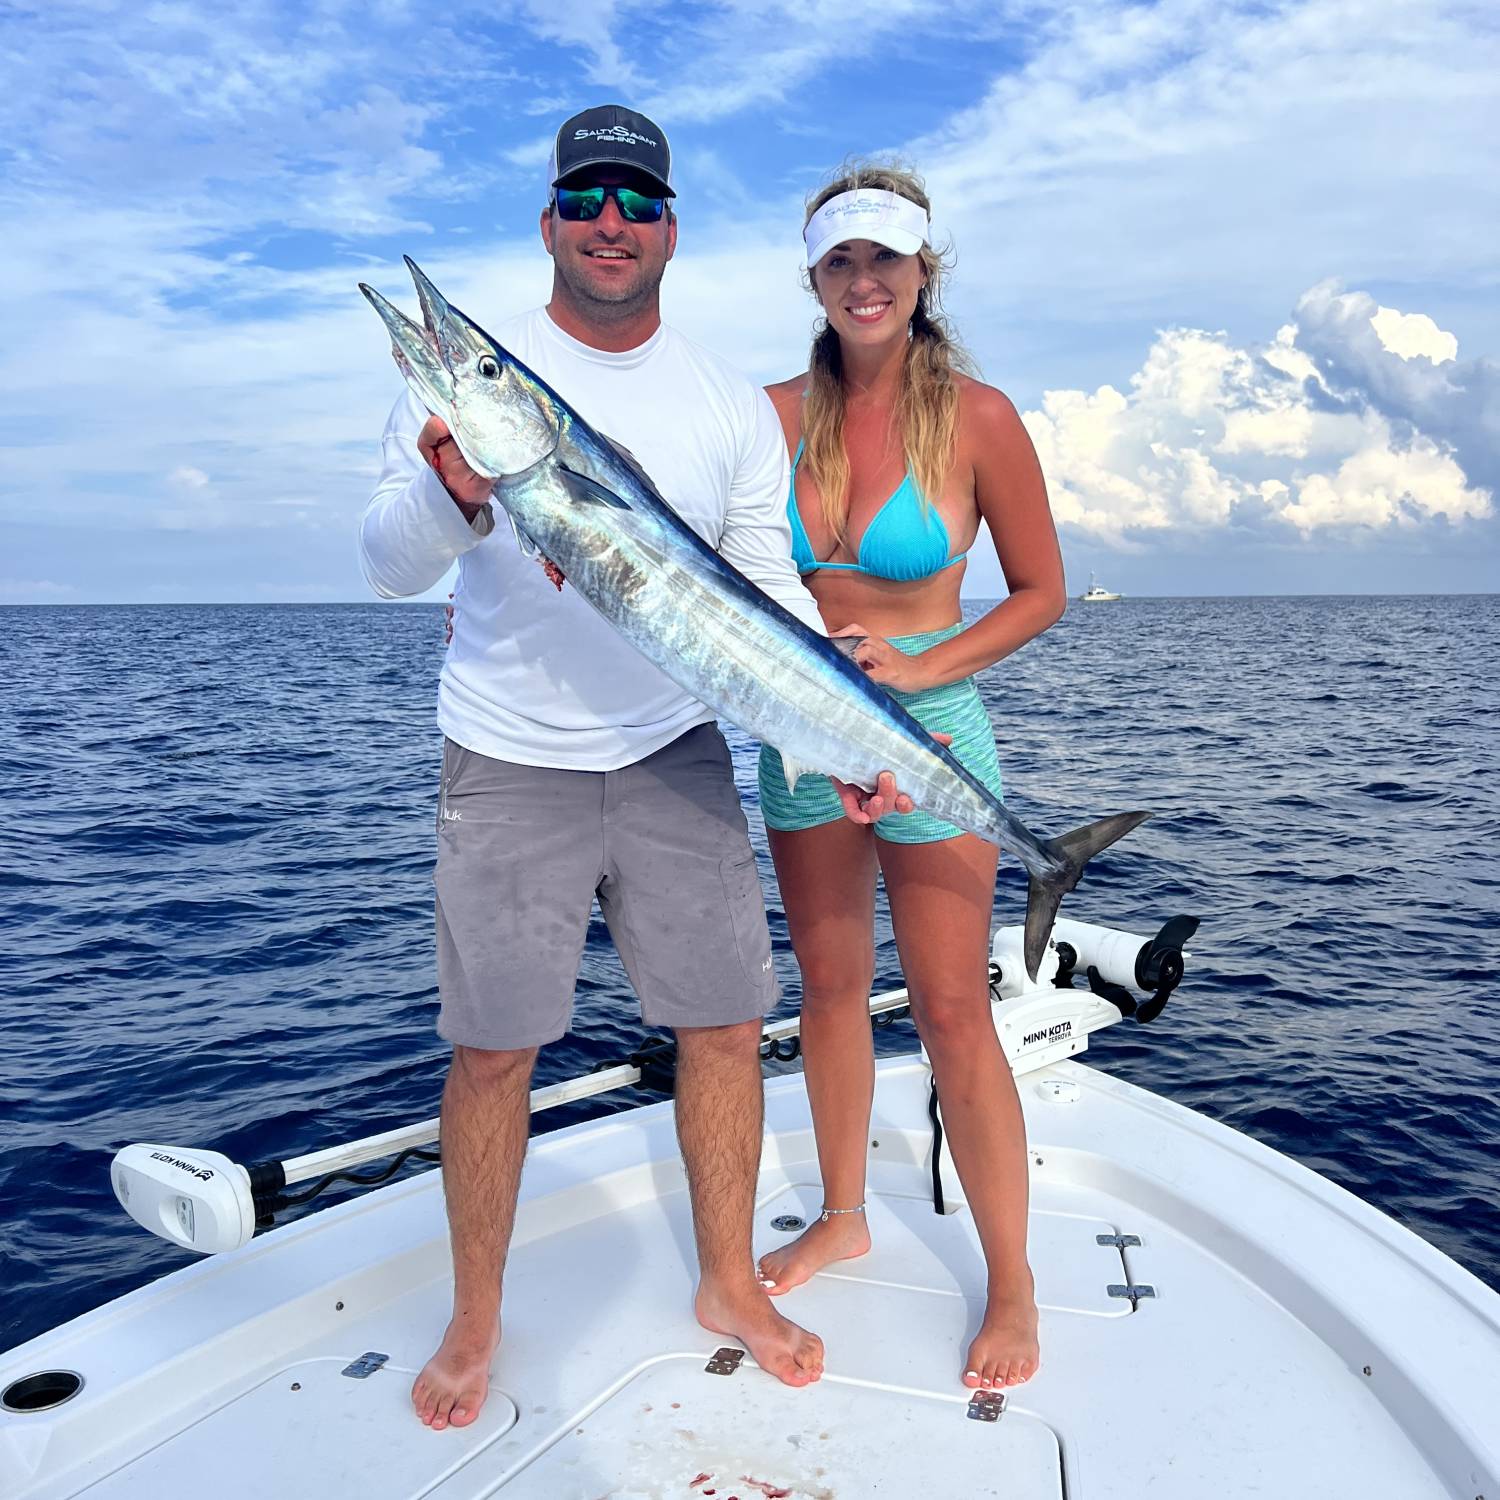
[5,1056,1498,1498]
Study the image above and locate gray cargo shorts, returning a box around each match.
[433,723,776,1050]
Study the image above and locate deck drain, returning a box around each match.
[771,1214,806,1232]
[3,1370,85,1413]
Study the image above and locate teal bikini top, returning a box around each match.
[787,438,966,583]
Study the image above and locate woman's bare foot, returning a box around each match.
[411,1312,501,1430]
[756,1210,871,1295]
[696,1279,825,1387]
[962,1277,1039,1390]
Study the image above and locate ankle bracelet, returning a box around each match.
[819,1202,866,1222]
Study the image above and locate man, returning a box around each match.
[360,104,846,1432]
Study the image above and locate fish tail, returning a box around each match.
[1022,811,1153,981]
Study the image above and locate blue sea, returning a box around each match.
[2,596,1497,1355]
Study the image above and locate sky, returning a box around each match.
[1,0,1496,604]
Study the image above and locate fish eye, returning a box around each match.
[477,355,500,378]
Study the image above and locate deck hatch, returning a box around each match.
[755,1185,1134,1316]
[72,1357,519,1495]
[496,1355,1063,1496]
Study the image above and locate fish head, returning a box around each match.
[403,258,560,479]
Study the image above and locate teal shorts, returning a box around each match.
[756,624,1003,845]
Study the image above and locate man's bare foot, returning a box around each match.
[962,1277,1039,1390]
[756,1210,871,1295]
[696,1279,825,1387]
[411,1312,501,1430]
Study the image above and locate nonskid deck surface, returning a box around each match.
[5,1061,1491,1499]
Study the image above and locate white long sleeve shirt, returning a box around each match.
[359,306,823,771]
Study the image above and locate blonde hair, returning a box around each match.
[800,160,974,544]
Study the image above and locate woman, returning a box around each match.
[757,163,1066,1393]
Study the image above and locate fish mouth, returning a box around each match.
[361,258,564,479]
[360,258,511,479]
[358,279,455,415]
[358,257,490,400]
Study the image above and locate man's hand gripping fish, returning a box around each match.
[360,259,1151,979]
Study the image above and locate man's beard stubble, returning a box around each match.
[555,251,666,324]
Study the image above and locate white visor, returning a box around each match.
[803,188,930,268]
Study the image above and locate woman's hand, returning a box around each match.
[832,623,934,693]
[830,734,953,824]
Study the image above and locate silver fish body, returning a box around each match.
[361,259,1150,976]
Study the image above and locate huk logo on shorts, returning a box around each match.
[762,957,773,972]
[442,808,463,822]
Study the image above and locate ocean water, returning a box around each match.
[2,595,1497,1355]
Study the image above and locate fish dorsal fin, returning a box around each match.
[554,462,631,509]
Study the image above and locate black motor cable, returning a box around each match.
[927,1079,946,1215]
[274,1145,442,1209]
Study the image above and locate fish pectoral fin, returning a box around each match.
[599,432,664,497]
[555,462,631,510]
[829,635,867,661]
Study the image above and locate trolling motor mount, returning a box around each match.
[1053,914,1200,1023]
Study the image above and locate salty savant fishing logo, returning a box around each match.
[1022,1020,1075,1047]
[150,1151,215,1182]
[574,125,658,148]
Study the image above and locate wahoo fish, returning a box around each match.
[360,259,1149,979]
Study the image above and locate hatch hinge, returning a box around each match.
[1107,1283,1157,1308]
[340,1351,389,1379]
[1096,1232,1142,1248]
[705,1346,746,1376]
[966,1389,1006,1422]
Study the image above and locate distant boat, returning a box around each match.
[1080,572,1122,602]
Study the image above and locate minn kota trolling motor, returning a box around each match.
[982,914,1199,1076]
[911,914,1200,1213]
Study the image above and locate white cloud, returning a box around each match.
[1290,282,1500,494]
[0,5,516,239]
[1372,308,1458,365]
[1022,287,1493,542]
[1280,440,1480,533]
[640,0,969,123]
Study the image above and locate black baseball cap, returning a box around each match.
[548,104,676,199]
